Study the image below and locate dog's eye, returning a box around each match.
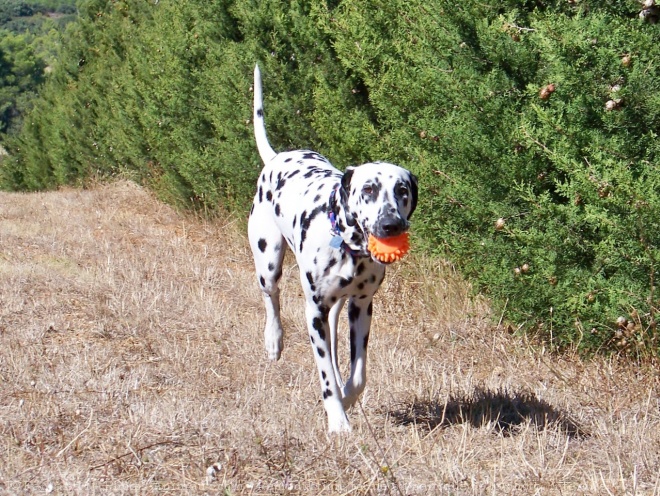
[362,185,373,195]
[397,186,409,197]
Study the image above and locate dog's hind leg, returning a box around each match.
[248,210,287,361]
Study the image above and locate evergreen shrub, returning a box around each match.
[2,0,659,354]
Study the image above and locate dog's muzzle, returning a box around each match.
[371,215,409,239]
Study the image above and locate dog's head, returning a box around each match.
[340,162,418,257]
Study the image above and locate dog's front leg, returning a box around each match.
[305,301,351,433]
[328,297,346,389]
[342,297,374,409]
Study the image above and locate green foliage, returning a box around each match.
[323,0,660,353]
[0,28,45,133]
[1,0,367,207]
[3,0,660,354]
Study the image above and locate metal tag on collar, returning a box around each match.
[329,236,344,249]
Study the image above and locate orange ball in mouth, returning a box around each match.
[367,232,410,263]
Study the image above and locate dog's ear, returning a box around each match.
[340,167,357,227]
[407,172,418,220]
[341,166,355,195]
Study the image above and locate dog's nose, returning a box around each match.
[379,217,407,237]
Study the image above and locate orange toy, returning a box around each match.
[367,232,410,263]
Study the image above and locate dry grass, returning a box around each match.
[1,180,659,495]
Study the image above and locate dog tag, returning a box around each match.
[329,236,344,249]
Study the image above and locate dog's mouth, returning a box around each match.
[362,224,410,265]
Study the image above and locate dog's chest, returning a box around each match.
[302,249,385,301]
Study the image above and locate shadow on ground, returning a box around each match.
[389,387,585,438]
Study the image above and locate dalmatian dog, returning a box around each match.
[248,65,418,433]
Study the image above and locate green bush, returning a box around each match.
[324,0,660,353]
[2,0,660,354]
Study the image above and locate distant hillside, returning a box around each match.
[0,0,77,33]
[0,0,77,135]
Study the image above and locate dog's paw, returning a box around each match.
[265,340,282,361]
[326,403,351,433]
[264,325,283,361]
[327,415,352,434]
[267,349,281,361]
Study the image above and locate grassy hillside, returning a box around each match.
[1,182,658,494]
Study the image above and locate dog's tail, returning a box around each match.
[253,64,277,164]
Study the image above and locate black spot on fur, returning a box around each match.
[256,108,263,117]
[292,216,297,229]
[266,191,273,202]
[302,151,322,161]
[285,157,293,163]
[339,276,353,288]
[322,370,327,379]
[356,262,365,276]
[268,262,275,271]
[348,303,361,322]
[275,203,281,216]
[299,204,326,252]
[324,258,337,273]
[350,329,356,363]
[303,205,326,230]
[317,347,326,358]
[259,276,265,287]
[258,238,267,252]
[312,317,325,341]
[313,194,321,203]
[323,389,333,399]
[258,186,263,203]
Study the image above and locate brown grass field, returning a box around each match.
[1,181,659,495]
